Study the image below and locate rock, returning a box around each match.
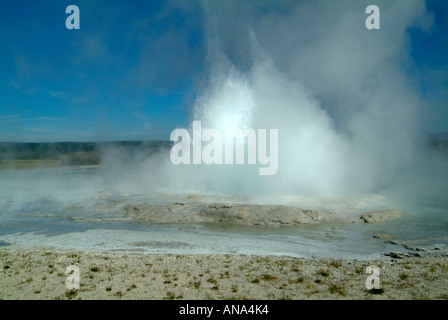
[373,234,398,239]
[360,209,404,223]
[123,203,199,223]
[384,252,421,259]
[123,202,341,226]
[197,203,337,226]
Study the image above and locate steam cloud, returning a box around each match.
[113,0,445,201]
[5,0,446,207]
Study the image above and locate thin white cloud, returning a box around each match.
[72,33,113,67]
[0,115,65,123]
[9,80,24,90]
[48,90,67,99]
[34,117,66,121]
[9,79,39,95]
[0,115,20,124]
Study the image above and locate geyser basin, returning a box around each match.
[1,167,447,260]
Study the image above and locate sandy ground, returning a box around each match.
[0,248,447,300]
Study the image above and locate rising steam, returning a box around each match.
[129,0,443,199]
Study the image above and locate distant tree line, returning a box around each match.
[0,141,172,161]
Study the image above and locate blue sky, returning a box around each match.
[0,0,447,142]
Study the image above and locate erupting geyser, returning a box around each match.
[157,0,436,198]
[93,0,448,206]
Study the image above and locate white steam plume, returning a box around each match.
[105,0,446,202]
